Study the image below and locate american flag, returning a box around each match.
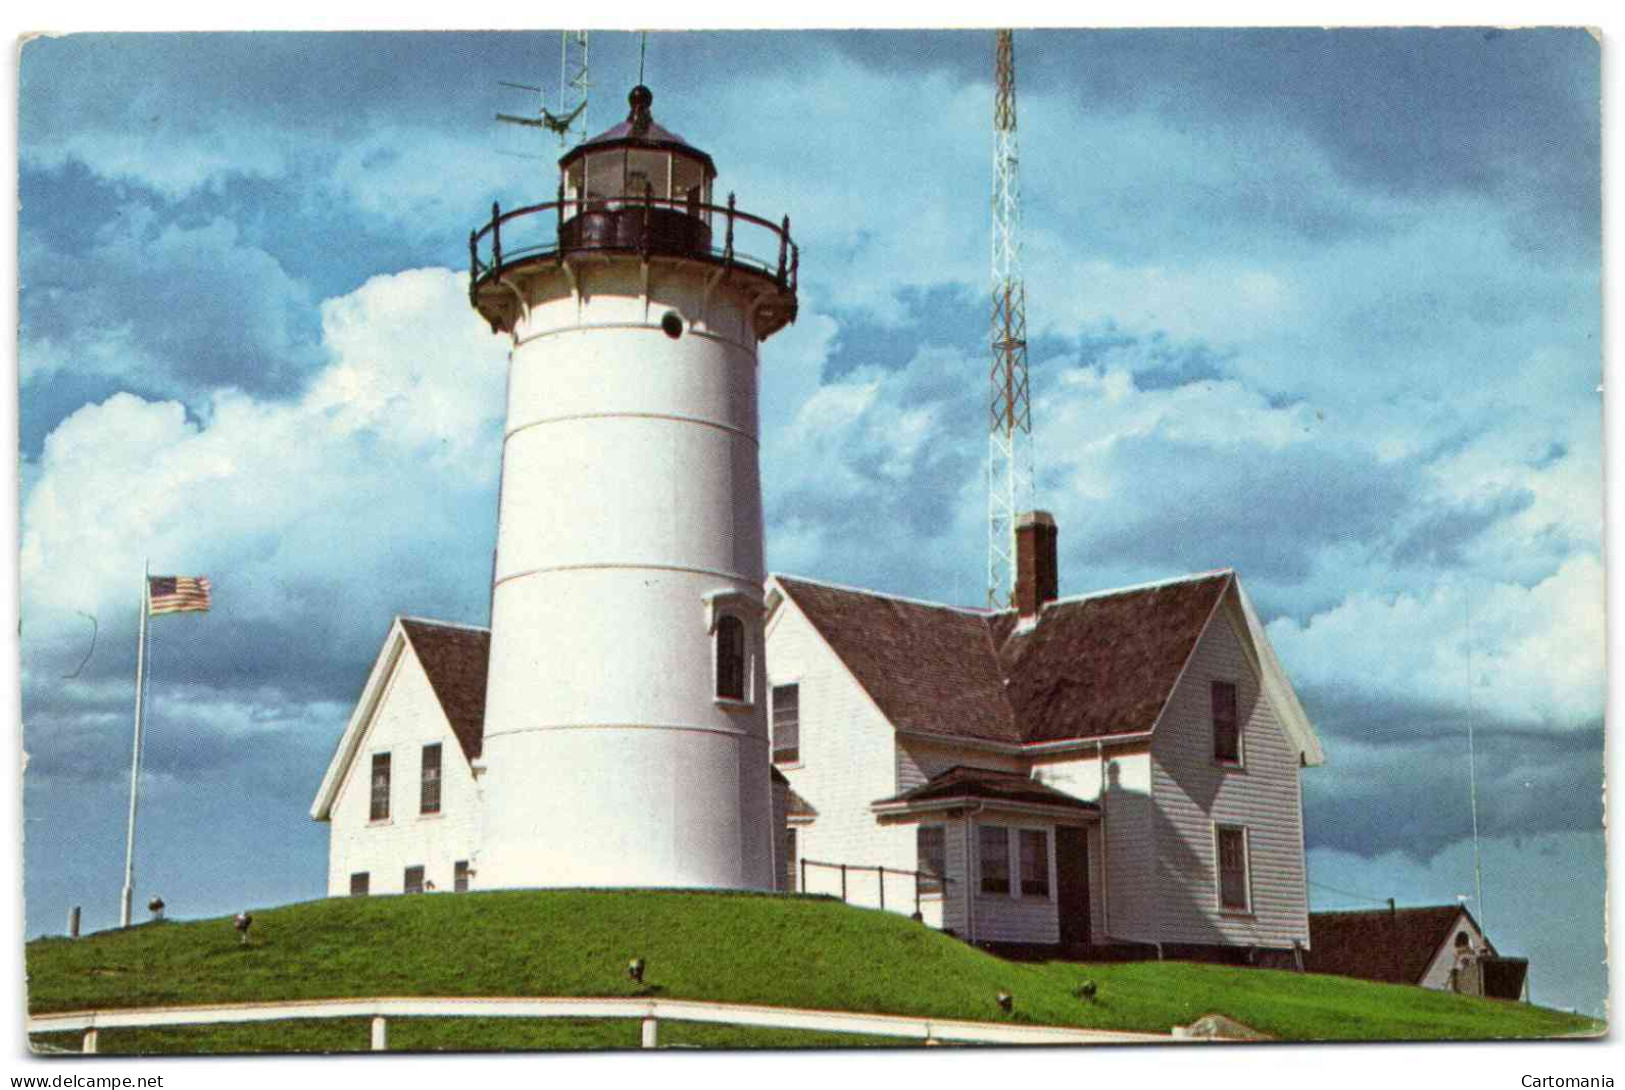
[148,576,212,616]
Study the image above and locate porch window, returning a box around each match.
[1212,680,1241,764]
[772,684,800,763]
[716,614,747,700]
[1217,826,1249,911]
[421,742,442,815]
[978,825,1011,895]
[917,825,946,894]
[404,865,425,895]
[455,860,470,893]
[370,753,391,821]
[350,872,369,897]
[1019,829,1050,897]
[785,828,799,891]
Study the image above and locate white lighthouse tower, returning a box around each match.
[467,86,797,890]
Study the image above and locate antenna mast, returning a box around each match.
[559,31,590,146]
[988,29,1035,608]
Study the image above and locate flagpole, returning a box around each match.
[120,561,151,928]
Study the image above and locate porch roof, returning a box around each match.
[872,765,1098,819]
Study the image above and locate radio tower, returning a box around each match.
[988,29,1035,608]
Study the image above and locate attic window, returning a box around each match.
[370,753,391,822]
[1212,680,1241,765]
[421,743,443,815]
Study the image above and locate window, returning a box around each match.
[404,865,425,895]
[1019,829,1050,897]
[350,872,369,897]
[772,684,800,763]
[420,743,443,815]
[1212,680,1241,764]
[978,825,1011,895]
[917,825,946,894]
[370,753,391,821]
[455,860,470,893]
[716,614,746,700]
[785,828,798,891]
[1217,826,1249,911]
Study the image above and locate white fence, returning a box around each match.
[29,995,1178,1053]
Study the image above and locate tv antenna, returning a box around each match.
[495,31,590,149]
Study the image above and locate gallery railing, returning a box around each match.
[469,191,798,303]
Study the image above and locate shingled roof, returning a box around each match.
[773,571,1232,747]
[399,618,490,762]
[1304,906,1495,985]
[875,765,1099,813]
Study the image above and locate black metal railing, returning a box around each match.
[469,192,798,303]
[798,857,954,918]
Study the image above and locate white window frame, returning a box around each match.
[1214,823,1252,914]
[420,742,443,816]
[704,589,759,710]
[1016,827,1054,900]
[916,823,947,899]
[1211,678,1244,768]
[975,823,1056,902]
[368,751,392,824]
[770,681,802,766]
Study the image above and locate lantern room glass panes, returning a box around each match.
[566,149,711,219]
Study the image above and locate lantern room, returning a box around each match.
[557,85,717,257]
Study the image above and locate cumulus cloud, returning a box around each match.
[21,267,509,747]
[1269,555,1604,732]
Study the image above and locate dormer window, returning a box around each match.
[716,614,746,701]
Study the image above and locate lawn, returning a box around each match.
[24,889,1602,1051]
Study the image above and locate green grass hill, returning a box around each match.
[26,889,1601,1052]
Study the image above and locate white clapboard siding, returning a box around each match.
[896,737,1023,793]
[326,642,482,897]
[766,594,918,909]
[1148,593,1309,950]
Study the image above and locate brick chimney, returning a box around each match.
[1014,510,1059,618]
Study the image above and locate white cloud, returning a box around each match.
[20,267,508,664]
[1269,554,1605,730]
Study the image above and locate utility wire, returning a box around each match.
[1307,879,1391,907]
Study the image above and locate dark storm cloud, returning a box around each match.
[1302,709,1603,862]
[1074,435,1415,584]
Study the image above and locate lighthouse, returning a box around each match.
[466,86,797,890]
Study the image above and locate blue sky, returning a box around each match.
[15,26,1605,1019]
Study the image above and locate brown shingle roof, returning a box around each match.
[876,765,1099,812]
[774,571,1232,747]
[399,618,489,762]
[773,577,1019,743]
[1305,906,1495,985]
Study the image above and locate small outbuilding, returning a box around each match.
[1305,904,1527,1000]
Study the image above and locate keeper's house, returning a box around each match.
[766,512,1325,963]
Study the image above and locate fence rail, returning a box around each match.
[798,857,953,915]
[28,995,1177,1053]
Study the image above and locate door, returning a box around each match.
[1055,826,1092,948]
